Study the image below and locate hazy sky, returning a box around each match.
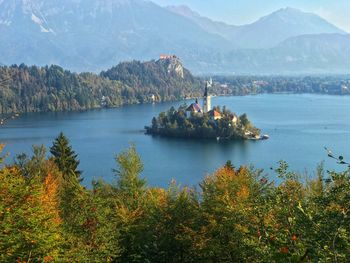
[152,0,350,32]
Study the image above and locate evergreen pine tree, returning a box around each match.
[224,160,235,171]
[50,132,82,182]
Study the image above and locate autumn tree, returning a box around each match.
[199,166,265,261]
[0,147,62,262]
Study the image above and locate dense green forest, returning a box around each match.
[212,75,350,96]
[146,105,260,140]
[1,135,349,262]
[0,59,201,114]
[1,59,350,115]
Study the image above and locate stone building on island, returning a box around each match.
[186,79,215,117]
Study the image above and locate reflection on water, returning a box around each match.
[1,94,350,187]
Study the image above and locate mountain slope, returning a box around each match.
[168,6,346,49]
[1,1,350,74]
[166,5,239,42]
[0,0,232,72]
[233,7,346,49]
[217,33,350,74]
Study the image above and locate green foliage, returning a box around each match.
[1,139,350,262]
[212,75,350,96]
[0,61,201,114]
[114,145,146,198]
[101,59,201,103]
[239,113,250,127]
[50,132,82,182]
[0,148,62,262]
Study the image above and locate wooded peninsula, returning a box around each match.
[1,57,350,115]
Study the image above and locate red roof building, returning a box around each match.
[208,110,222,120]
[186,102,203,113]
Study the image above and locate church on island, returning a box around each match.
[145,78,265,141]
[186,79,237,123]
[186,79,212,114]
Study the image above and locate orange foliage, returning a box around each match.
[211,166,252,203]
[237,185,250,199]
[117,204,144,224]
[147,188,167,207]
[43,255,54,262]
[41,171,62,225]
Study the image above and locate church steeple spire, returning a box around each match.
[203,78,212,113]
[204,82,208,97]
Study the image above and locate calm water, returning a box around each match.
[1,94,350,187]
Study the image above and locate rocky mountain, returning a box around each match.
[166,5,239,43]
[0,0,350,74]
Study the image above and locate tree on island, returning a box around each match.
[50,132,82,183]
[239,113,250,128]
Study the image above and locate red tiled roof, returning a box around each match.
[208,110,221,117]
[186,103,202,112]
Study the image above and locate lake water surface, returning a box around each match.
[1,94,350,187]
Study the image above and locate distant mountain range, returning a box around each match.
[0,0,349,74]
[168,6,345,49]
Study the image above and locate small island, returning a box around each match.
[146,80,265,141]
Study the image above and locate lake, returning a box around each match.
[1,94,350,187]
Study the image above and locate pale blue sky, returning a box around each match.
[152,0,350,32]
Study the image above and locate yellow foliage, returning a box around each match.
[237,185,250,200]
[41,171,62,225]
[207,165,253,206]
[117,204,143,224]
[147,188,167,207]
[326,203,344,214]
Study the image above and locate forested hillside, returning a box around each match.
[0,59,201,114]
[101,58,200,100]
[211,75,350,96]
[2,59,350,115]
[1,137,349,262]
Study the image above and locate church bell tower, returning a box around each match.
[203,78,212,113]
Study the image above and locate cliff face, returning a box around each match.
[157,57,184,78]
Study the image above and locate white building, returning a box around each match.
[203,78,212,113]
